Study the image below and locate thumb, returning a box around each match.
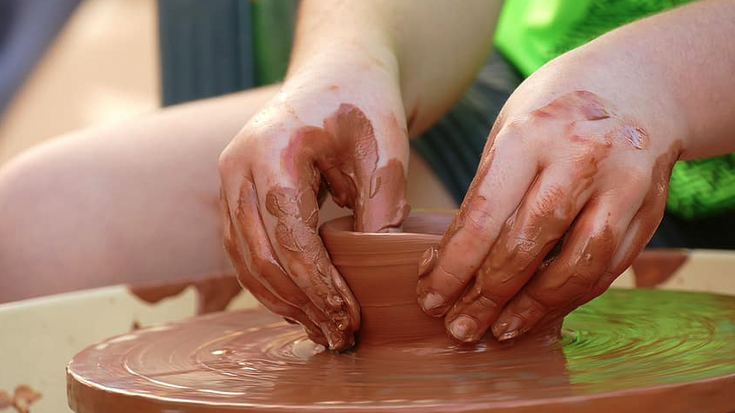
[319,103,411,233]
[354,107,411,233]
[356,156,411,233]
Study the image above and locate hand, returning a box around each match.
[219,50,410,351]
[417,71,683,343]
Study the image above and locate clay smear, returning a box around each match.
[0,385,41,413]
[127,273,242,315]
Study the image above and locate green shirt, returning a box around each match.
[495,0,735,220]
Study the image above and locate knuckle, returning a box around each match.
[483,235,538,274]
[476,292,501,312]
[434,263,470,290]
[524,288,551,313]
[570,141,605,166]
[494,117,534,148]
[472,280,509,309]
[218,146,246,180]
[501,116,530,137]
[564,271,597,295]
[462,199,500,242]
[626,166,653,191]
[532,184,566,217]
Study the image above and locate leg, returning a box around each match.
[0,85,277,303]
[0,84,454,303]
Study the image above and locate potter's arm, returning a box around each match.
[559,0,735,160]
[221,0,506,352]
[415,0,735,344]
[289,0,504,136]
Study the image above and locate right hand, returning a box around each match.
[218,49,411,351]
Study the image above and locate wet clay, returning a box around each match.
[127,273,243,315]
[69,212,734,412]
[225,103,410,351]
[319,212,563,346]
[416,91,664,343]
[631,249,690,287]
[66,288,735,413]
[276,103,410,233]
[0,385,42,413]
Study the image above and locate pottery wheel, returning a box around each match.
[67,289,735,413]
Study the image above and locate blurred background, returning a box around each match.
[0,0,296,165]
[0,0,159,165]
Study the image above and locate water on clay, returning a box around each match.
[67,289,735,412]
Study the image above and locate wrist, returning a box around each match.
[519,46,690,158]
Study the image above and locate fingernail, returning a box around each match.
[419,291,446,315]
[317,322,338,349]
[499,331,519,341]
[326,331,341,350]
[448,315,478,342]
[418,246,438,278]
[327,292,343,307]
[493,315,523,341]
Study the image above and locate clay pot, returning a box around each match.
[320,210,455,347]
[322,210,563,350]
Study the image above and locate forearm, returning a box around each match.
[288,0,503,136]
[550,0,735,160]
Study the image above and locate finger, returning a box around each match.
[444,161,596,343]
[257,173,360,351]
[521,182,665,332]
[225,176,340,347]
[594,197,667,297]
[491,197,626,341]
[416,128,540,317]
[219,187,327,346]
[319,103,410,233]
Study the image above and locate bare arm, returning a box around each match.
[525,0,735,159]
[288,0,504,136]
[418,0,735,344]
[219,0,502,350]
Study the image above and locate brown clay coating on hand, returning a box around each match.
[127,274,243,315]
[279,103,410,232]
[223,183,329,346]
[265,185,355,344]
[256,103,409,349]
[418,91,660,343]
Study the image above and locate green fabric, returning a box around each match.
[251,0,298,85]
[495,0,693,76]
[667,154,735,219]
[157,0,296,106]
[494,0,592,77]
[157,0,255,106]
[495,0,735,220]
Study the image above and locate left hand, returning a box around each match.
[415,62,684,343]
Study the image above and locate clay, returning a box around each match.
[68,211,735,412]
[632,249,690,287]
[416,91,675,344]
[278,103,410,233]
[0,385,42,413]
[225,179,330,347]
[66,288,735,413]
[224,102,410,351]
[127,273,243,315]
[320,212,563,346]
